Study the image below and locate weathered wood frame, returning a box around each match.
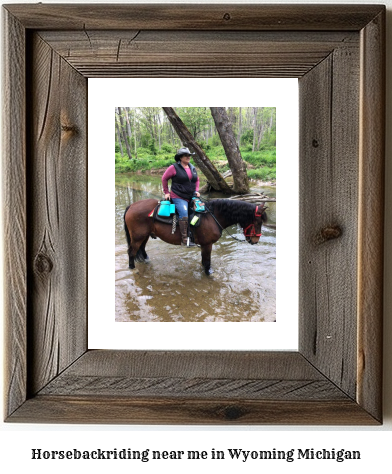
[3,4,385,424]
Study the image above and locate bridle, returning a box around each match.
[205,203,265,242]
[243,205,264,239]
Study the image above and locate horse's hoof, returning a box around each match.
[129,264,135,270]
[205,268,214,275]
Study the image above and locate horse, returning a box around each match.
[123,199,268,275]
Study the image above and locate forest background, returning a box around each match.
[115,106,276,184]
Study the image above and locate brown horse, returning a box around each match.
[123,199,268,275]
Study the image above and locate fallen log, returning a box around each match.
[205,192,276,203]
[230,192,268,200]
[229,193,276,203]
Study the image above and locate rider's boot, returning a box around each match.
[179,217,196,247]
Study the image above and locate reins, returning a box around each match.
[204,202,264,243]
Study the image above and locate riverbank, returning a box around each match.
[115,146,276,182]
[125,167,276,189]
[117,163,276,184]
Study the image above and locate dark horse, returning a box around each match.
[123,199,268,275]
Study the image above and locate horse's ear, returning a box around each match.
[255,204,264,217]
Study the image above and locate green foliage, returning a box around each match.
[209,133,221,147]
[204,145,225,160]
[240,129,254,146]
[241,148,276,168]
[247,167,276,181]
[161,142,176,154]
[115,155,173,173]
[115,152,123,164]
[177,107,211,139]
[115,146,276,183]
[149,138,158,155]
[140,132,152,148]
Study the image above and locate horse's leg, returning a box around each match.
[201,243,214,275]
[128,247,135,269]
[129,237,148,266]
[140,236,150,261]
[126,231,149,268]
[124,227,136,269]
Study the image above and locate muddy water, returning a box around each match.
[115,173,276,322]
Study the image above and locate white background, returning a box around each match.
[1,0,391,473]
[88,77,299,350]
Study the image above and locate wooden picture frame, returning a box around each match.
[3,4,385,424]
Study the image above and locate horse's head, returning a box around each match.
[244,204,268,245]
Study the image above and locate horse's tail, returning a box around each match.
[123,204,146,263]
[123,205,132,249]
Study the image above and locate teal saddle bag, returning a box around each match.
[157,200,176,217]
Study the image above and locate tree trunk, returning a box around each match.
[157,112,162,151]
[210,107,250,194]
[237,106,242,146]
[115,117,124,156]
[124,107,133,143]
[256,107,265,151]
[252,107,258,152]
[162,107,232,193]
[133,110,137,157]
[117,107,133,160]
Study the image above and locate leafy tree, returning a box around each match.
[177,107,212,140]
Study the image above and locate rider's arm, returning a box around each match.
[194,175,200,197]
[162,165,176,195]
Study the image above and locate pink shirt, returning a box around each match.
[162,165,200,201]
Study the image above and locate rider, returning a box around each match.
[162,147,200,247]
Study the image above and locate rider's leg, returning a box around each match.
[171,198,196,247]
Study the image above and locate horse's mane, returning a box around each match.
[206,199,267,227]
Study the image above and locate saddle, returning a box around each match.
[152,203,176,225]
[150,201,206,227]
[149,201,206,242]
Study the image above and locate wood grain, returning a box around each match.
[4,4,383,30]
[37,351,346,401]
[299,41,360,399]
[9,396,378,425]
[42,350,331,380]
[2,9,27,419]
[27,33,87,396]
[38,30,358,78]
[357,9,385,422]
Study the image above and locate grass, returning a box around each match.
[241,148,276,167]
[247,167,276,181]
[115,146,276,182]
[115,153,173,173]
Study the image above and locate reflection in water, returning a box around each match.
[115,173,276,322]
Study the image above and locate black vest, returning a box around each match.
[171,162,198,200]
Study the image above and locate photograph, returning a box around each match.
[115,107,276,322]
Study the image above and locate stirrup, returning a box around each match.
[182,237,196,247]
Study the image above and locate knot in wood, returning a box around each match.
[223,405,244,420]
[223,13,231,21]
[61,124,77,133]
[315,225,342,245]
[312,139,319,148]
[34,252,53,274]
